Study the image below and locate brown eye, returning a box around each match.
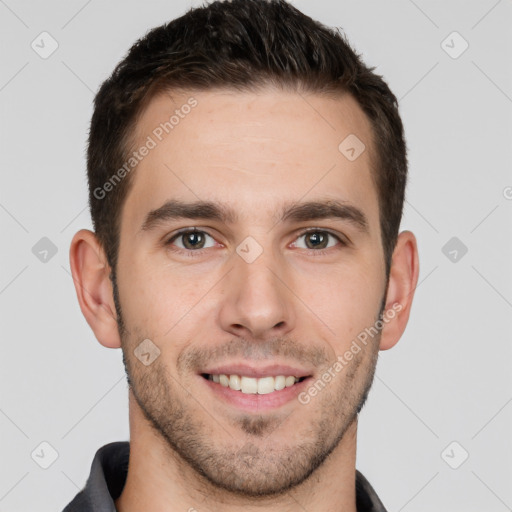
[166,229,216,251]
[304,231,329,249]
[292,230,345,252]
[181,231,206,249]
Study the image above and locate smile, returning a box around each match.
[203,373,307,394]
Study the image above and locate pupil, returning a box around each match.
[185,232,203,249]
[308,232,326,249]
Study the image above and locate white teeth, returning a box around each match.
[257,376,275,394]
[208,374,302,394]
[274,375,286,391]
[241,376,258,394]
[285,376,296,387]
[229,374,241,390]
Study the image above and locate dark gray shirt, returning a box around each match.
[63,441,387,512]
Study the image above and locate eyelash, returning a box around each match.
[164,227,347,258]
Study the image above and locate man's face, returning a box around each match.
[114,88,387,496]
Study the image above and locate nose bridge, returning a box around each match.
[218,240,294,338]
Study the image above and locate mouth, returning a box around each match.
[201,373,309,394]
[198,364,313,412]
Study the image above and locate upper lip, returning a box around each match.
[200,363,313,379]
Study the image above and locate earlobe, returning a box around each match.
[379,230,420,351]
[69,229,122,349]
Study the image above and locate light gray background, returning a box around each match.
[1,0,511,511]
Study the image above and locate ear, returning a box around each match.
[379,230,419,351]
[69,229,121,349]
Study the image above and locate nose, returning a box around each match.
[217,248,295,341]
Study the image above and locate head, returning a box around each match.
[71,0,418,499]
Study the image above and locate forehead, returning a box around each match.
[122,87,379,232]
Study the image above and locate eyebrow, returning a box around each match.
[140,198,369,234]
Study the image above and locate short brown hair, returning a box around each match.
[87,0,407,279]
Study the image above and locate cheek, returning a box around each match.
[116,256,172,330]
[119,258,217,343]
[293,260,383,344]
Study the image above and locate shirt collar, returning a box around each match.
[63,441,387,512]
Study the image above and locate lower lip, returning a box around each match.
[200,375,311,412]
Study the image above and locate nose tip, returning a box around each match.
[218,259,294,341]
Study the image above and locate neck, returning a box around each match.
[115,391,359,512]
